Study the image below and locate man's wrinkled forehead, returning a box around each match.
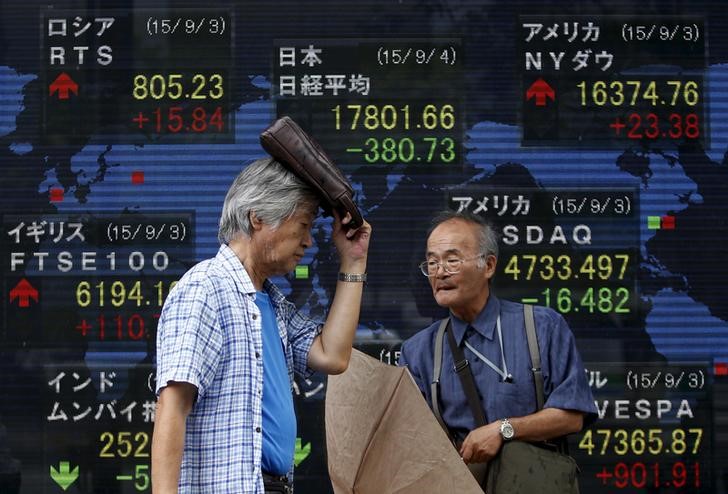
[426,247,465,259]
[291,206,317,223]
[426,219,478,255]
[294,197,320,218]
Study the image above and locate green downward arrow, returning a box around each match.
[50,461,79,491]
[294,437,311,467]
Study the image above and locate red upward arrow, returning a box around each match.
[49,73,78,100]
[526,78,555,106]
[9,278,38,308]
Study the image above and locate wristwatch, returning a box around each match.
[338,272,367,282]
[499,418,515,441]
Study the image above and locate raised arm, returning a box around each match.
[307,212,372,374]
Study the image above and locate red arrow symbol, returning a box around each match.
[49,73,78,100]
[526,78,555,106]
[9,278,39,308]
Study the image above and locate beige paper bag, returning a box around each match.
[326,349,483,494]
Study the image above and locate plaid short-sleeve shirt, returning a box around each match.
[156,244,319,493]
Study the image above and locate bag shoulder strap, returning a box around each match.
[523,304,544,410]
[431,318,450,435]
[431,317,487,432]
[524,304,571,454]
[445,320,488,427]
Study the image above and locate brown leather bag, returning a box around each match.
[260,116,363,229]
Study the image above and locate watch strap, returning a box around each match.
[338,272,367,282]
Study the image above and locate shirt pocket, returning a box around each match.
[488,380,533,421]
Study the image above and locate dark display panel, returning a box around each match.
[1,1,727,493]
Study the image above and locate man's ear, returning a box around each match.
[484,254,497,280]
[249,211,264,232]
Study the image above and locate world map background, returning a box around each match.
[1,0,727,492]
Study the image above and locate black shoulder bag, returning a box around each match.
[431,305,580,494]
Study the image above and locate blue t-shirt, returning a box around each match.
[255,291,296,475]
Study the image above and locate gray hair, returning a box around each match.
[218,158,319,243]
[427,210,499,266]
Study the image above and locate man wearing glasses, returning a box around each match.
[399,210,595,473]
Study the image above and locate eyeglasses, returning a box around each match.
[419,254,485,277]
